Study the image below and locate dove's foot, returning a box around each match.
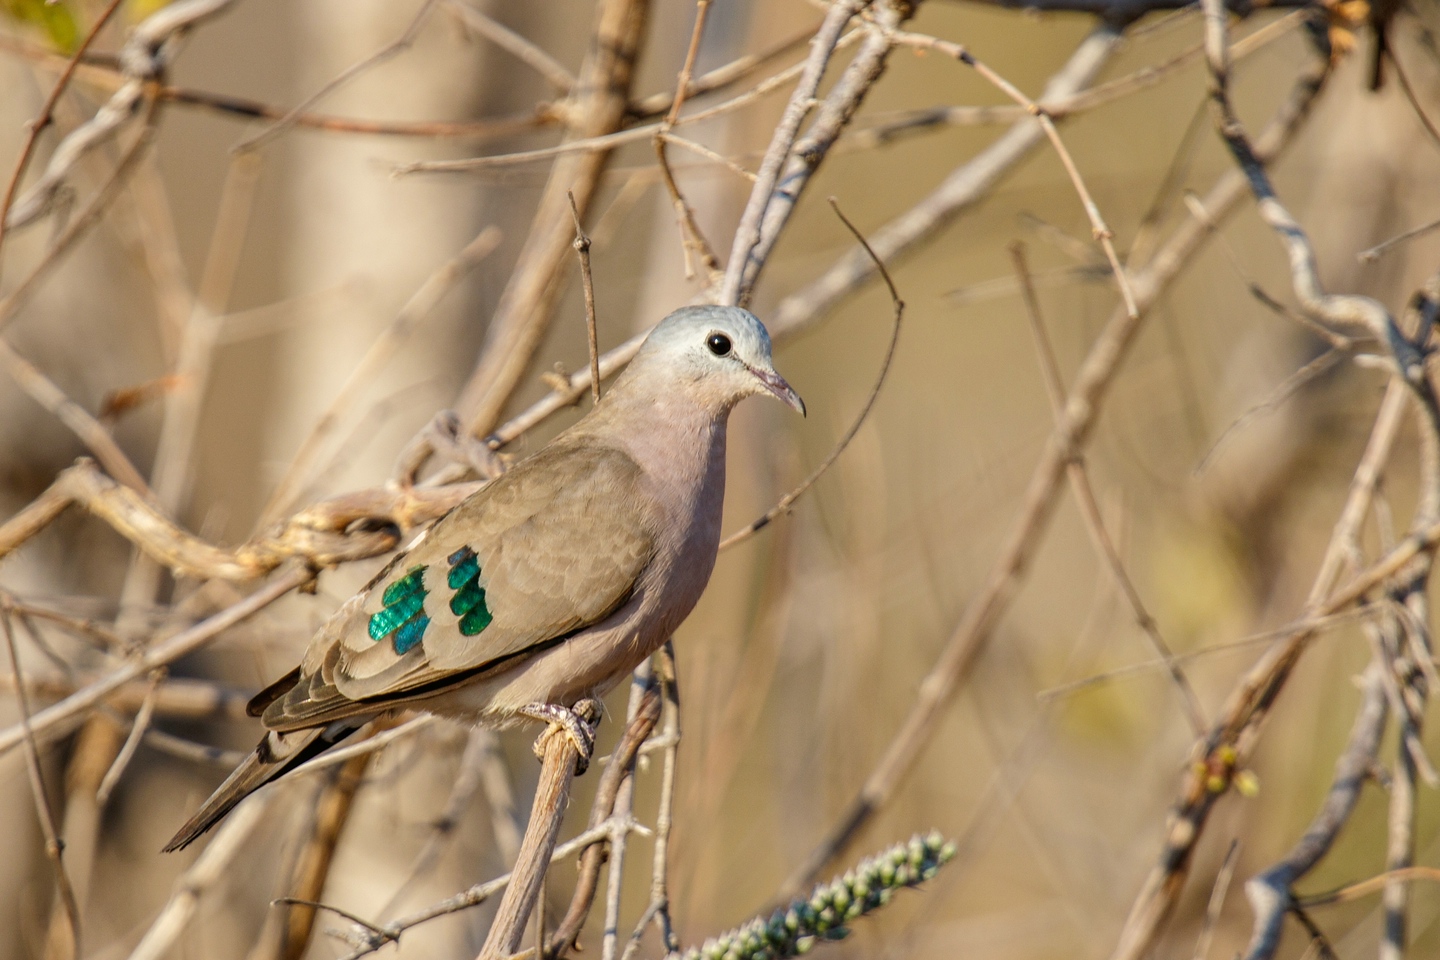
[519,699,601,775]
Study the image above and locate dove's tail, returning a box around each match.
[163,718,368,852]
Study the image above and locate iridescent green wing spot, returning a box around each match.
[446,547,493,636]
[368,564,430,654]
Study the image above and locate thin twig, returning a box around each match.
[449,0,648,443]
[94,668,163,806]
[887,28,1138,319]
[717,0,867,306]
[0,565,313,757]
[443,0,576,93]
[1193,840,1240,960]
[720,198,903,551]
[781,52,1329,903]
[0,0,127,278]
[1011,240,1206,734]
[234,0,439,153]
[1239,660,1388,960]
[260,225,502,523]
[569,193,601,404]
[126,792,274,960]
[1,612,81,960]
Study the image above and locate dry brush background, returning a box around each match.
[1,0,1439,958]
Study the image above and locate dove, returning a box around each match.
[164,305,804,851]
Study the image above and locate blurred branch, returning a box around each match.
[886,28,1137,317]
[337,814,650,960]
[126,791,275,960]
[0,671,251,719]
[1108,12,1440,955]
[845,11,1301,148]
[1239,661,1388,960]
[235,0,440,153]
[451,0,649,442]
[0,0,125,277]
[619,643,681,960]
[444,0,576,94]
[720,199,903,551]
[721,0,909,308]
[0,565,314,757]
[0,339,152,494]
[261,751,375,960]
[1,612,81,960]
[261,225,503,524]
[771,24,1121,339]
[1010,241,1206,734]
[780,47,1331,903]
[5,0,239,230]
[653,0,721,282]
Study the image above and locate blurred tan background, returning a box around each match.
[2,1,1440,958]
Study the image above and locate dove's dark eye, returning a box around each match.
[706,333,732,357]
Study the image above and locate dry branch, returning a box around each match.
[1240,662,1388,960]
[452,0,649,441]
[477,711,595,960]
[780,48,1331,904]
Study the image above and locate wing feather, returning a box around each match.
[262,441,656,730]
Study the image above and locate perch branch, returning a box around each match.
[477,710,596,960]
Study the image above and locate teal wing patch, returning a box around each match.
[446,546,493,636]
[367,565,430,654]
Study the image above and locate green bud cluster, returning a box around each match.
[680,831,955,960]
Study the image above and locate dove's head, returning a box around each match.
[625,305,805,416]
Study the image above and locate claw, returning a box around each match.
[518,699,601,775]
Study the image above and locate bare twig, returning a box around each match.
[780,51,1330,904]
[717,0,867,307]
[1,612,81,960]
[1010,241,1206,734]
[619,644,681,960]
[1359,215,1440,264]
[234,0,439,153]
[547,677,661,958]
[0,339,152,494]
[887,28,1138,319]
[5,0,239,229]
[443,0,576,94]
[126,792,274,960]
[771,25,1120,339]
[0,565,314,757]
[336,816,650,960]
[569,193,601,404]
[260,225,503,523]
[94,669,163,806]
[450,0,649,442]
[653,0,721,281]
[1239,661,1388,960]
[719,198,903,551]
[0,0,126,276]
[266,752,375,960]
[1193,840,1240,960]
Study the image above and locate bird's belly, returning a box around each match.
[422,618,657,723]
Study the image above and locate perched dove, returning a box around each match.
[165,305,803,851]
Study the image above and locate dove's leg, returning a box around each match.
[518,699,601,774]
